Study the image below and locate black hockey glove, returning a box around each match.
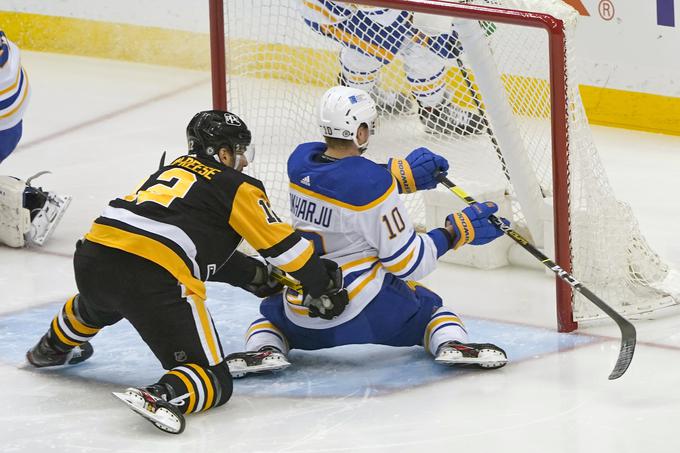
[243,260,284,298]
[302,259,349,320]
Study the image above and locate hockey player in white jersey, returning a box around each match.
[0,30,71,248]
[227,86,507,378]
[298,1,485,135]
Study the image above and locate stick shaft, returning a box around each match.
[437,174,636,379]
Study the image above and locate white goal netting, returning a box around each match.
[219,0,680,326]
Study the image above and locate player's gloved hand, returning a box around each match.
[388,147,449,193]
[243,259,284,298]
[303,259,349,320]
[445,201,509,250]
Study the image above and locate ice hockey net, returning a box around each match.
[209,0,680,332]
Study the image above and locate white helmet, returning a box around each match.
[318,86,378,152]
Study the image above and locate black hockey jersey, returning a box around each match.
[85,154,316,300]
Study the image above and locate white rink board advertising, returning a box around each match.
[565,0,680,96]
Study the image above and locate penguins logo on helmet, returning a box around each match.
[223,113,242,126]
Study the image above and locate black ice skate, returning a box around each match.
[112,385,186,435]
[435,341,507,369]
[418,100,485,136]
[226,348,290,378]
[26,334,93,368]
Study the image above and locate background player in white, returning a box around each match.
[227,86,507,378]
[0,30,70,248]
[298,1,485,134]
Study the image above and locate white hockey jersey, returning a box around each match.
[285,142,452,329]
[0,31,30,131]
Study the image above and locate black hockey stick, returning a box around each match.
[436,173,636,380]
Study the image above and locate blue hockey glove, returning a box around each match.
[446,201,509,250]
[388,147,449,193]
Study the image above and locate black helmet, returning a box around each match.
[186,110,252,160]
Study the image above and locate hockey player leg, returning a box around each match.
[402,43,484,135]
[339,47,413,115]
[226,317,290,378]
[113,361,232,435]
[26,295,101,367]
[425,307,507,369]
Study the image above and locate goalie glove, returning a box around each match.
[388,147,449,194]
[446,201,508,250]
[302,259,349,320]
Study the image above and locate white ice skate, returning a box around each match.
[435,341,508,369]
[226,348,290,378]
[112,387,185,434]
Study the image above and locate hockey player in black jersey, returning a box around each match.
[25,110,348,434]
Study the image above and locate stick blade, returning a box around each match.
[608,324,636,380]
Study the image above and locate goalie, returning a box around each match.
[298,1,485,135]
[227,86,507,378]
[0,31,70,247]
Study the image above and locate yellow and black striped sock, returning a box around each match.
[47,295,101,352]
[158,362,232,414]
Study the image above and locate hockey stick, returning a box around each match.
[436,173,636,380]
[270,266,303,292]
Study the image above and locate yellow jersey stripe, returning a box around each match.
[348,263,381,300]
[320,24,395,62]
[302,0,341,22]
[425,315,463,351]
[65,296,99,335]
[384,248,415,274]
[0,64,21,96]
[187,295,220,365]
[290,179,396,212]
[167,370,196,413]
[185,363,214,411]
[276,241,314,273]
[340,256,379,271]
[0,69,29,119]
[85,223,206,300]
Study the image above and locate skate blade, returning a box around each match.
[112,392,184,434]
[435,356,508,369]
[227,359,291,378]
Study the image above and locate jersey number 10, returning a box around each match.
[382,207,405,239]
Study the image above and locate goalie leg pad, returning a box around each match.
[0,175,30,247]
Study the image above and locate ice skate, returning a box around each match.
[435,341,507,369]
[226,348,290,378]
[26,335,93,368]
[112,386,186,434]
[418,98,485,136]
